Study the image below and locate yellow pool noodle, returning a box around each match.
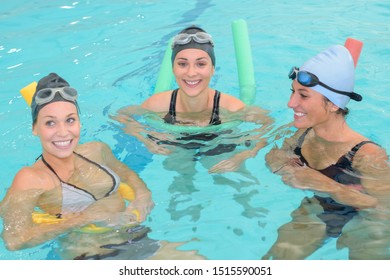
[20,81,37,106]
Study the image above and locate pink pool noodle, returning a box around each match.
[344,38,363,68]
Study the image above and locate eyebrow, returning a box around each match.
[176,57,208,61]
[41,112,77,119]
[292,81,310,93]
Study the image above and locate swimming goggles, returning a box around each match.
[172,32,214,48]
[289,67,362,101]
[34,87,78,105]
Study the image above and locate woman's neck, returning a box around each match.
[177,88,212,113]
[41,151,75,181]
[312,118,352,143]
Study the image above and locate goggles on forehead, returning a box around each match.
[34,87,78,106]
[172,32,214,48]
[288,67,362,101]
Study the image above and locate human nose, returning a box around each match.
[186,64,197,76]
[287,92,298,109]
[56,122,69,136]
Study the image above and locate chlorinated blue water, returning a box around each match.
[0,0,389,260]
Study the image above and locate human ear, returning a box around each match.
[32,125,38,136]
[330,104,340,113]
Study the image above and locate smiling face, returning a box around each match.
[288,80,337,130]
[173,48,215,97]
[33,101,80,159]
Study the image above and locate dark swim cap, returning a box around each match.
[31,73,78,123]
[171,26,216,66]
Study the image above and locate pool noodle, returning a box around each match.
[344,38,363,68]
[154,38,174,93]
[231,19,256,105]
[20,81,37,107]
[20,21,257,134]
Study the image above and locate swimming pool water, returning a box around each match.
[1,0,389,260]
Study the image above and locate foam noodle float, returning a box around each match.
[31,183,139,233]
[144,114,241,134]
[231,19,256,105]
[154,38,175,93]
[344,38,363,68]
[20,81,37,106]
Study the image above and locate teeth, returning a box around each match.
[295,112,305,117]
[54,140,71,146]
[186,80,199,85]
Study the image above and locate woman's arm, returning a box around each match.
[111,105,172,155]
[276,144,390,209]
[208,105,277,173]
[1,168,108,251]
[264,125,302,172]
[278,165,378,209]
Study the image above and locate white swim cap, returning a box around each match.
[300,45,359,109]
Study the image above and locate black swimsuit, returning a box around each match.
[148,89,239,157]
[163,88,222,125]
[294,128,377,237]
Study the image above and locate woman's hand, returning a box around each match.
[278,165,330,192]
[125,191,154,222]
[208,151,250,173]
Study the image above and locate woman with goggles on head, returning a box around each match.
[263,45,390,260]
[0,73,155,258]
[113,25,273,225]
[115,25,273,173]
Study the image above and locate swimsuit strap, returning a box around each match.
[293,128,312,165]
[40,152,116,198]
[296,128,312,148]
[40,153,98,201]
[163,89,222,125]
[72,152,117,197]
[163,89,179,124]
[209,90,221,125]
[40,155,64,183]
[343,140,378,163]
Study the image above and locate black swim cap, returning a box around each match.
[171,26,216,66]
[31,73,77,123]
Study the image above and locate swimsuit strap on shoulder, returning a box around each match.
[40,155,64,182]
[296,128,312,148]
[344,140,378,162]
[209,90,221,125]
[293,128,312,166]
[163,89,179,124]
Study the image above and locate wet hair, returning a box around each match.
[323,96,349,116]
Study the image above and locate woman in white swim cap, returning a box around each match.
[263,45,390,260]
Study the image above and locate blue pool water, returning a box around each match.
[0,0,389,260]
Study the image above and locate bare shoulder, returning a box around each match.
[219,92,245,111]
[11,166,51,192]
[355,141,388,159]
[141,91,172,112]
[354,141,389,171]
